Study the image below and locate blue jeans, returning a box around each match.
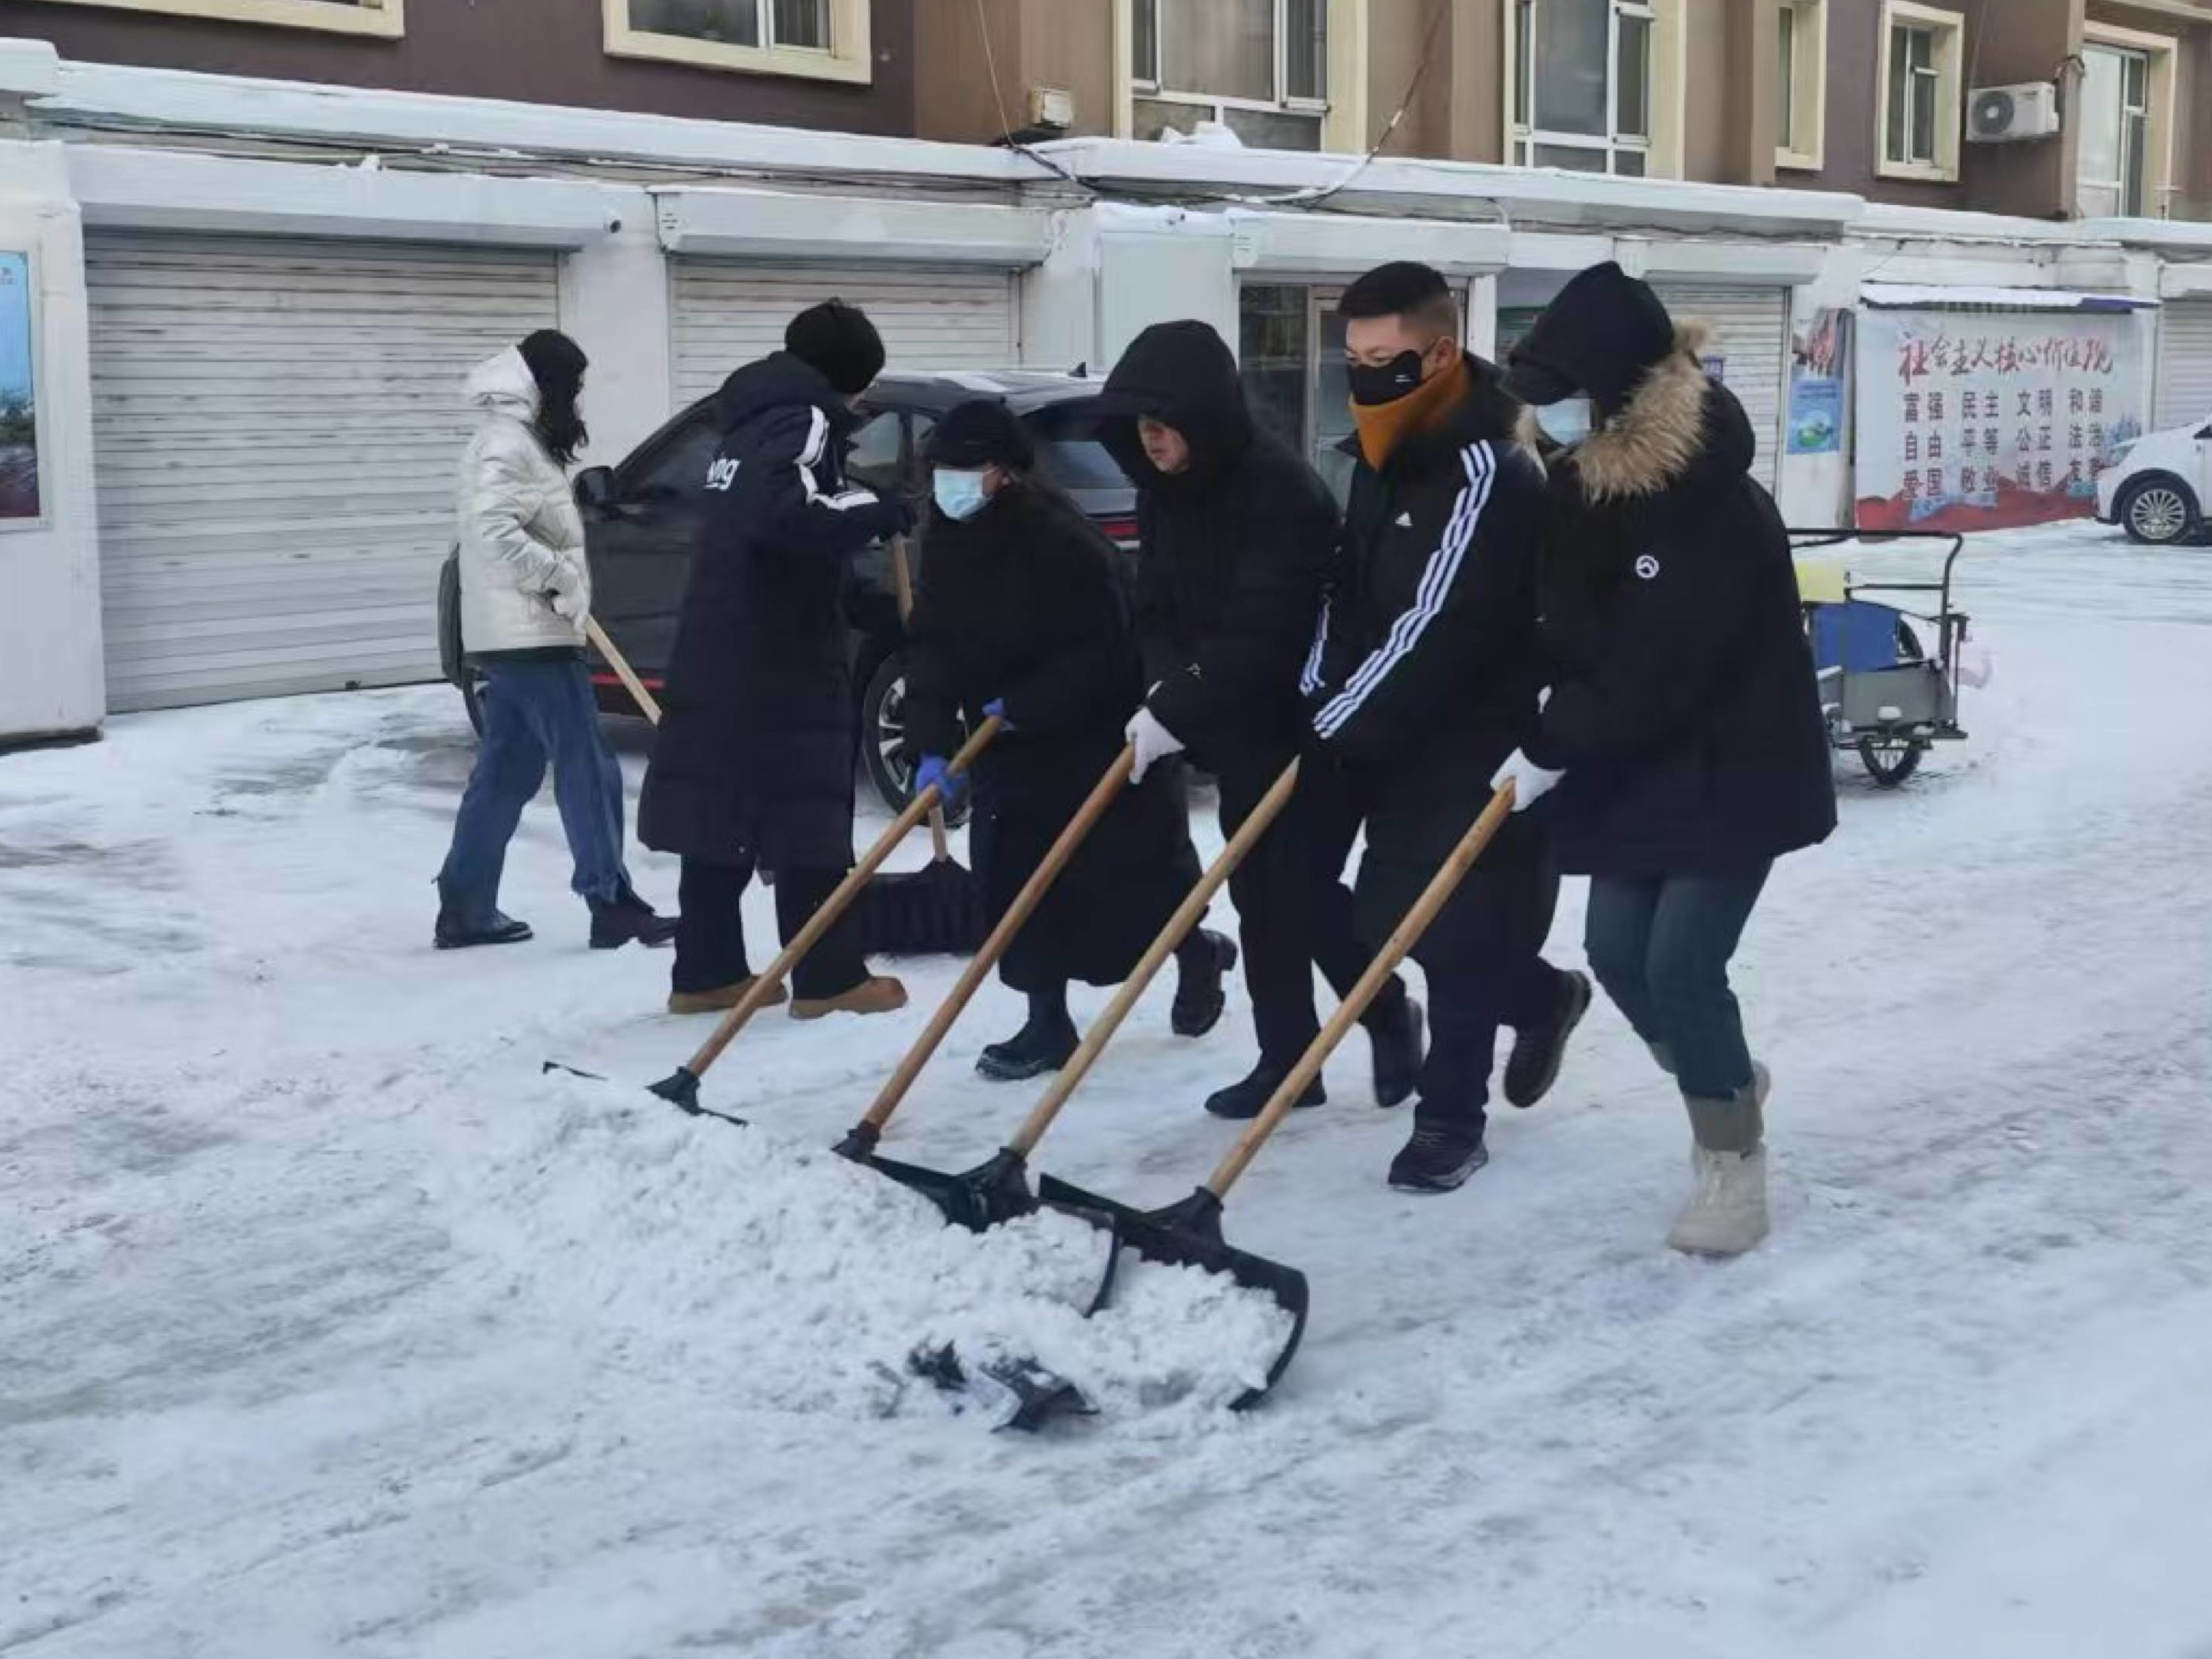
[438,656,628,920]
[1584,864,1772,1100]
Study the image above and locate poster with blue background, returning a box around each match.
[2,251,39,523]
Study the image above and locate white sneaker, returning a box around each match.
[1668,1143,1769,1256]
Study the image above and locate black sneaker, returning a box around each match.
[1170,929,1239,1038]
[1502,969,1591,1109]
[1368,993,1424,1109]
[434,907,533,950]
[589,889,679,951]
[977,1015,1080,1082]
[1387,1121,1490,1193]
[1204,1062,1326,1120]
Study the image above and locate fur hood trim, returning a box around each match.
[1573,322,1713,503]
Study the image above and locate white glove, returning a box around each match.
[1124,706,1186,785]
[1491,748,1564,814]
[545,562,587,623]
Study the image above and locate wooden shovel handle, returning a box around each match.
[1005,758,1302,1160]
[678,716,1003,1081]
[855,745,1136,1139]
[1205,781,1517,1199]
[888,534,955,867]
[584,615,662,726]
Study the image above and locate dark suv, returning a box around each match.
[439,370,1137,811]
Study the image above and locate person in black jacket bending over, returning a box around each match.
[1100,320,1424,1122]
[902,399,1226,1080]
[639,300,915,1022]
[1497,262,1836,1255]
[1307,262,1590,1194]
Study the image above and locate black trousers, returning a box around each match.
[672,855,867,1001]
[1219,757,1406,1069]
[1408,811,1565,1133]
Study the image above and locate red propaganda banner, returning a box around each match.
[1853,309,2146,533]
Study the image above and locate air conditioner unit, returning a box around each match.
[1967,82,2060,142]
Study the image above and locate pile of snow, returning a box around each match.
[439,1072,1295,1427]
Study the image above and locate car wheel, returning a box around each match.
[860,652,970,825]
[2118,476,2201,546]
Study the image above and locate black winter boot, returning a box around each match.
[1387,1120,1490,1193]
[434,890,532,951]
[589,885,679,951]
[1204,1060,1326,1120]
[977,994,1080,1083]
[1170,929,1239,1039]
[1503,970,1591,1109]
[1368,994,1424,1109]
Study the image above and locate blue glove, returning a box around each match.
[981,697,1015,731]
[914,754,969,806]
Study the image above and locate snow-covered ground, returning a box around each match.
[6,521,2212,1659]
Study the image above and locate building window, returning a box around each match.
[605,0,869,84]
[2076,26,2174,220]
[1878,2,1963,181]
[1509,0,1656,177]
[30,0,402,35]
[1129,0,1330,151]
[1776,0,1826,170]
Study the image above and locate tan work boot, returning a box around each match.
[791,975,908,1022]
[1668,1063,1772,1258]
[667,977,788,1016]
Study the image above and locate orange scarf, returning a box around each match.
[1350,353,1470,471]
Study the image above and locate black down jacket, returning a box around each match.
[904,479,1201,991]
[1097,320,1343,780]
[1527,328,1837,877]
[638,353,907,868]
[1305,355,1553,942]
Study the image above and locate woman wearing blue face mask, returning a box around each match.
[1497,263,1836,1259]
[901,398,1224,1080]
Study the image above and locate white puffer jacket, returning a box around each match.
[456,347,591,655]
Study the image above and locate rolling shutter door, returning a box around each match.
[671,261,1017,406]
[1650,284,1788,491]
[87,233,559,711]
[2157,299,2212,429]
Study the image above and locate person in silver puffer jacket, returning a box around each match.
[433,330,675,951]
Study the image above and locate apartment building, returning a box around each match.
[3,2,2212,744]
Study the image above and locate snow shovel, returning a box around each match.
[857,536,986,956]
[1039,779,1521,1409]
[583,616,662,725]
[645,715,1003,1117]
[835,742,1136,1172]
[841,759,1302,1243]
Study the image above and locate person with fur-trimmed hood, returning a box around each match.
[1497,261,1836,1257]
[1305,262,1590,1195]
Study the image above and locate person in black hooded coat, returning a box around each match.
[638,300,916,1020]
[1498,261,1837,1258]
[1099,319,1424,1123]
[902,399,1224,1080]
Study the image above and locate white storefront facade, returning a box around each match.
[5,38,2212,743]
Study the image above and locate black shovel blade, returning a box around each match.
[848,1146,1118,1317]
[1034,1176,1308,1410]
[855,1146,1040,1234]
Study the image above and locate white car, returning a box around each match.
[2098,412,2212,545]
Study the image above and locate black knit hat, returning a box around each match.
[518,329,589,397]
[925,397,1034,470]
[784,299,886,396]
[1505,261,1677,413]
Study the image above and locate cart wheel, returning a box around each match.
[1858,735,1922,788]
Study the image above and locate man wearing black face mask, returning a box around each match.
[1099,319,1424,1121]
[1306,261,1589,1193]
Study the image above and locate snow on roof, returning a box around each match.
[1860,283,2158,312]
